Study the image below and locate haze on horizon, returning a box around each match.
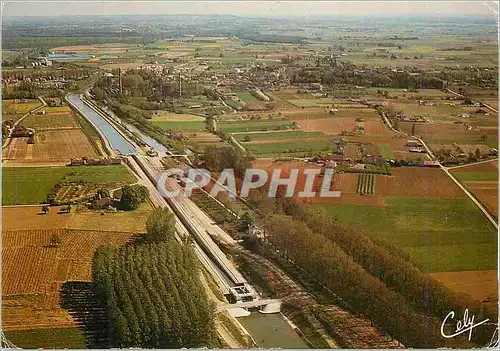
[2,1,498,18]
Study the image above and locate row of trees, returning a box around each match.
[272,198,495,323]
[91,208,216,348]
[243,192,495,347]
[260,214,488,348]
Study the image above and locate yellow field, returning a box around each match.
[3,99,41,115]
[2,203,152,233]
[151,110,205,121]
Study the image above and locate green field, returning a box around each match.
[312,197,497,272]
[234,131,323,141]
[232,89,259,103]
[154,120,206,131]
[245,139,332,158]
[2,165,135,205]
[219,119,296,133]
[378,143,395,159]
[451,171,498,182]
[5,327,86,349]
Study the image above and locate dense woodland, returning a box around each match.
[245,193,496,348]
[91,209,217,348]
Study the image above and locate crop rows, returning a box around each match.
[357,173,375,195]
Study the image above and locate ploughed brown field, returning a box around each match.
[1,228,136,331]
[375,167,463,199]
[2,129,97,163]
[452,159,498,173]
[430,270,498,311]
[247,161,464,206]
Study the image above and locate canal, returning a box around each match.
[67,94,137,156]
[101,106,169,153]
[238,313,308,348]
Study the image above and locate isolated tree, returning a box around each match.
[41,205,49,214]
[119,185,149,211]
[145,208,176,243]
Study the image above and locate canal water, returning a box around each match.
[102,106,170,153]
[48,53,118,62]
[238,313,308,348]
[67,94,136,155]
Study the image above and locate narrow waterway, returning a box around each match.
[238,313,308,348]
[67,94,137,155]
[102,106,170,153]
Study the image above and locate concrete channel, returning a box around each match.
[69,94,307,347]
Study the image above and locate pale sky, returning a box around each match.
[1,1,498,17]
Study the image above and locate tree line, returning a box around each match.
[91,208,217,348]
[245,194,495,348]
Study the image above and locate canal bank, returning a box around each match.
[67,94,136,155]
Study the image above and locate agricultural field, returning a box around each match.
[231,89,259,103]
[2,165,135,205]
[312,197,497,272]
[151,110,205,122]
[4,327,86,349]
[356,173,376,195]
[245,138,333,158]
[183,131,224,151]
[21,106,79,130]
[2,129,98,163]
[430,270,498,310]
[219,119,297,133]
[234,131,324,141]
[2,99,42,122]
[1,227,137,345]
[450,160,498,217]
[154,120,207,132]
[399,122,498,149]
[2,202,152,232]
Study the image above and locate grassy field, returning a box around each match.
[21,113,79,130]
[234,131,324,141]
[451,171,498,182]
[245,139,332,158]
[219,119,296,133]
[5,327,86,349]
[2,165,135,205]
[378,143,395,159]
[232,89,259,103]
[154,120,206,131]
[312,197,497,272]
